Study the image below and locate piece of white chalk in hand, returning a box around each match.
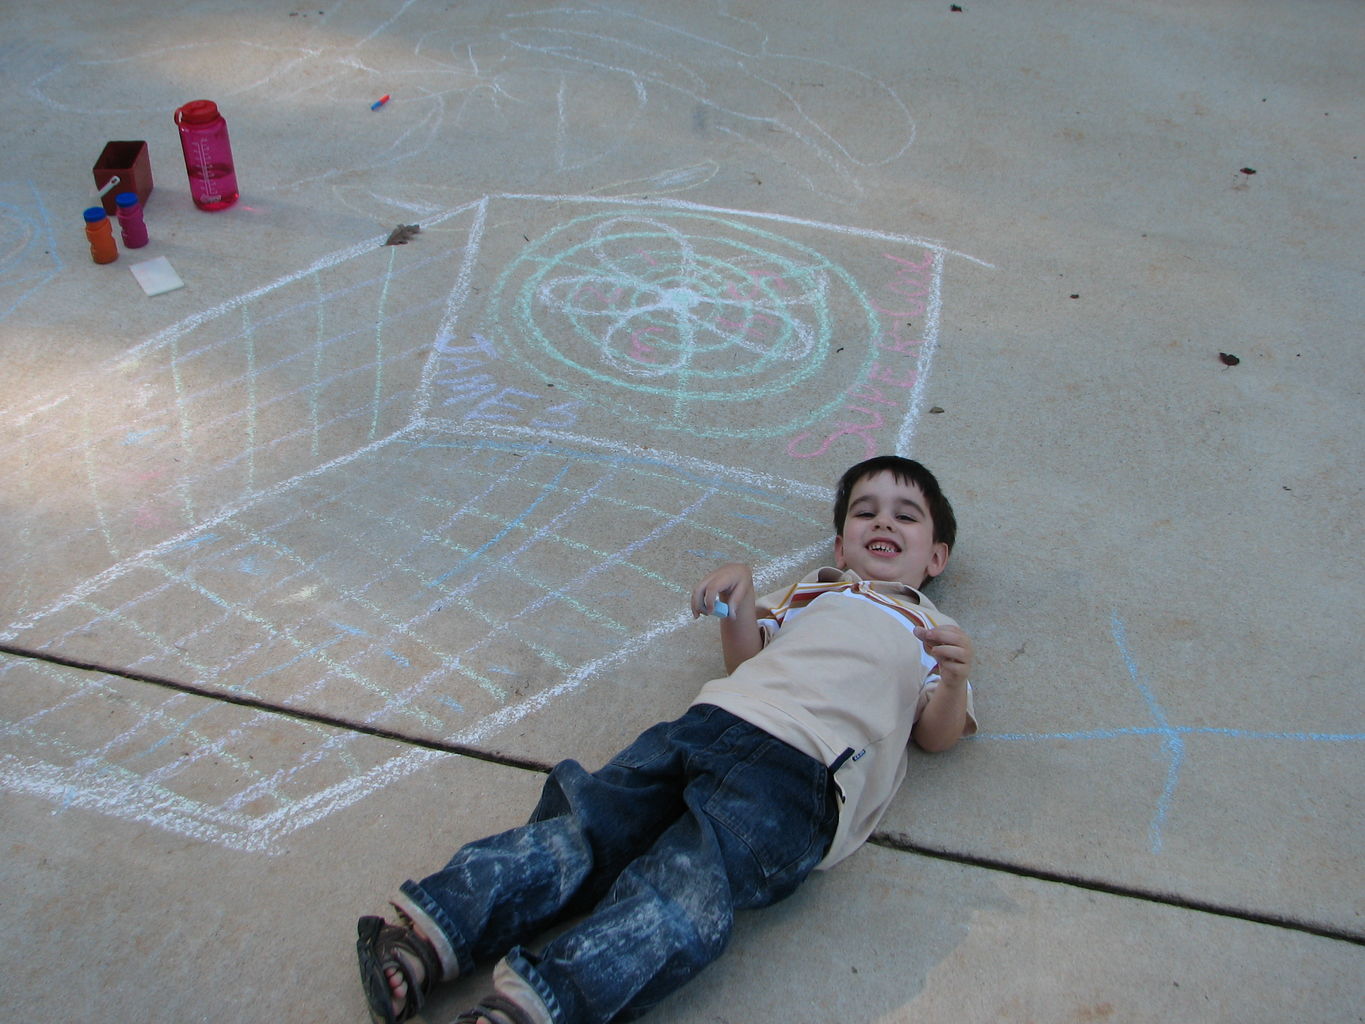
[710,600,730,618]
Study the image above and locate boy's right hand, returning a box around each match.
[691,563,764,673]
[690,562,754,618]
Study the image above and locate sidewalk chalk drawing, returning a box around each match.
[422,197,979,464]
[975,611,1364,855]
[488,210,867,439]
[1,201,480,591]
[0,182,60,320]
[0,194,980,853]
[0,445,831,854]
[25,4,915,208]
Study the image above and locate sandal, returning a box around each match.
[454,994,538,1024]
[356,914,441,1024]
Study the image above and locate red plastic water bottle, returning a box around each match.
[174,99,239,211]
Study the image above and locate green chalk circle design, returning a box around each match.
[489,211,879,439]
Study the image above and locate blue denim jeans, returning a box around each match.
[399,704,838,1024]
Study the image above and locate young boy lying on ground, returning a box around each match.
[357,454,977,1024]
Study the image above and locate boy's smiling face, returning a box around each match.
[834,470,949,587]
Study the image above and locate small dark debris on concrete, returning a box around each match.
[929,406,945,414]
[1219,352,1240,366]
[1239,167,1257,176]
[950,4,964,9]
[1070,293,1080,299]
[384,224,421,246]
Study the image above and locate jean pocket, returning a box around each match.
[607,721,673,770]
[704,737,830,884]
[608,705,728,770]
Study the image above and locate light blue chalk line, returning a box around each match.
[977,727,1365,743]
[121,427,167,446]
[128,706,215,761]
[160,533,221,553]
[1180,727,1363,742]
[429,462,573,587]
[727,511,773,524]
[242,305,258,491]
[310,272,326,458]
[370,245,397,440]
[1110,609,1182,853]
[0,183,62,321]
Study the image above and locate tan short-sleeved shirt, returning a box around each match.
[692,567,976,868]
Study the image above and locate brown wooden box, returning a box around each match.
[93,140,154,215]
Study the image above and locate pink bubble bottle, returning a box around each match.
[115,192,149,248]
[174,99,239,211]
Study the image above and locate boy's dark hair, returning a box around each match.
[832,455,957,551]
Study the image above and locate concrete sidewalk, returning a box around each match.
[3,657,1360,1022]
[1,1,1361,1021]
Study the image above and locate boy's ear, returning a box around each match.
[833,534,848,570]
[925,541,950,579]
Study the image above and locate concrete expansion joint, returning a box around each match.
[869,833,1365,947]
[0,642,557,777]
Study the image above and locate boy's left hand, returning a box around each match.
[913,624,973,689]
